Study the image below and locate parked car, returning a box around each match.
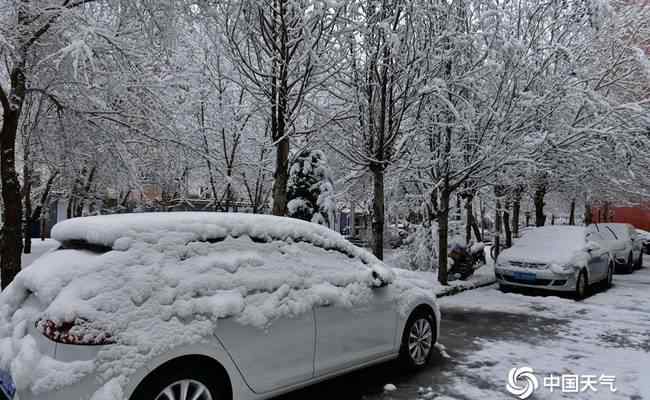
[636,229,650,255]
[0,213,440,400]
[495,226,613,299]
[588,223,643,273]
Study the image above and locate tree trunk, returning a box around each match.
[512,191,521,237]
[23,163,32,254]
[465,195,481,243]
[437,187,450,286]
[465,196,472,244]
[534,186,546,227]
[584,201,592,225]
[371,166,384,260]
[0,72,25,290]
[569,199,576,225]
[504,202,512,248]
[271,137,289,216]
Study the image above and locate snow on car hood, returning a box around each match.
[498,226,589,267]
[0,213,431,398]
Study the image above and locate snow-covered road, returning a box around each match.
[276,256,650,400]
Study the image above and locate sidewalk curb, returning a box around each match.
[435,278,496,298]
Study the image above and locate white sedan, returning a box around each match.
[0,213,439,400]
[495,226,613,299]
[588,223,644,273]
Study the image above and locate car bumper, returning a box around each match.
[8,332,109,400]
[495,267,578,292]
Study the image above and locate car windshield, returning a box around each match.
[516,227,585,249]
[601,224,630,240]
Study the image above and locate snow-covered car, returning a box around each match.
[495,226,613,299]
[635,228,650,255]
[588,223,643,273]
[0,213,440,400]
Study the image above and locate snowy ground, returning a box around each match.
[276,255,650,400]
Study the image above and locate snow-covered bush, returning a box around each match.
[287,150,336,227]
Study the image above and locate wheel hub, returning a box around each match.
[155,379,213,400]
[408,318,433,365]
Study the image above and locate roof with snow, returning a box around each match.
[52,212,378,262]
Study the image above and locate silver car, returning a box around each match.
[0,213,440,400]
[495,226,613,299]
[588,223,644,273]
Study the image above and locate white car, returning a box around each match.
[588,223,643,273]
[495,226,613,299]
[0,213,439,400]
[637,228,650,254]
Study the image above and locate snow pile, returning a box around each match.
[0,213,435,398]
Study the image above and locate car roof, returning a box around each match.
[52,212,378,264]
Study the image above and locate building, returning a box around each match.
[591,202,650,230]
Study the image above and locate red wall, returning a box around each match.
[592,204,650,231]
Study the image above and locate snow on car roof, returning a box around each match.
[52,212,376,263]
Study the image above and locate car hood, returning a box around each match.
[498,245,584,266]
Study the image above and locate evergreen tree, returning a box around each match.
[287,150,336,227]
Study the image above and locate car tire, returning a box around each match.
[626,253,635,273]
[398,308,436,370]
[499,283,511,293]
[575,269,589,300]
[634,253,643,270]
[605,261,614,290]
[129,360,227,400]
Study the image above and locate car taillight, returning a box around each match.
[36,319,115,345]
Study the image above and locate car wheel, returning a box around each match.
[499,283,511,293]
[634,253,643,270]
[626,253,635,273]
[605,261,614,290]
[399,309,436,369]
[130,361,226,400]
[575,269,589,300]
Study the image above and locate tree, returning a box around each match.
[287,150,335,227]
[202,0,344,216]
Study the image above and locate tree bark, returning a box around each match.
[504,202,512,248]
[512,191,521,237]
[465,195,481,243]
[534,185,546,227]
[584,201,592,225]
[569,199,576,225]
[271,137,289,216]
[371,165,384,260]
[437,186,450,285]
[0,69,26,290]
[23,160,32,254]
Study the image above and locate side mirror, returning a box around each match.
[371,271,389,288]
[370,264,395,288]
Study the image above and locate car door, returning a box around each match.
[217,308,315,393]
[628,225,642,259]
[585,231,609,281]
[605,227,627,261]
[313,250,398,376]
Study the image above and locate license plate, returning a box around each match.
[0,369,16,400]
[513,272,536,282]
